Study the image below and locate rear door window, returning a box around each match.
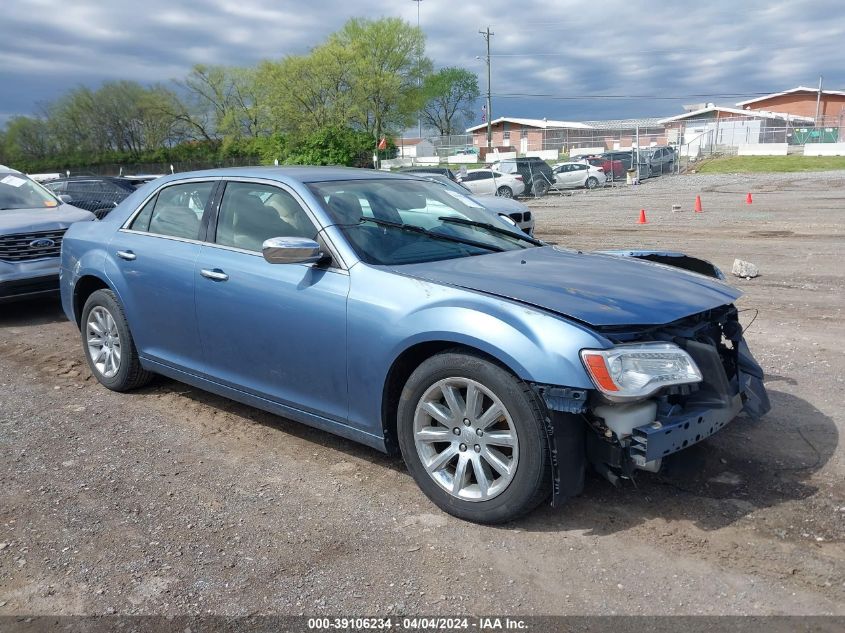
[129,181,214,240]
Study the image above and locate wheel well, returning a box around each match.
[73,275,109,326]
[380,341,513,456]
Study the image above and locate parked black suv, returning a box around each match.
[641,146,677,175]
[491,157,555,196]
[43,176,139,219]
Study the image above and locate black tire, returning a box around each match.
[80,289,153,392]
[585,176,599,189]
[531,177,549,198]
[397,351,550,524]
[496,186,513,198]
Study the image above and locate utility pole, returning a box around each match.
[815,75,823,126]
[479,26,494,149]
[413,0,423,139]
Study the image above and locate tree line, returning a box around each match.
[0,17,479,172]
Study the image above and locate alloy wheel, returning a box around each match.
[86,306,122,378]
[413,377,519,502]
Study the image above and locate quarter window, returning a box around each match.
[129,196,157,231]
[215,182,316,252]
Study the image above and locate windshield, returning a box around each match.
[0,173,61,210]
[309,178,536,265]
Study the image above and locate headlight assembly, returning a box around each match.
[580,343,702,401]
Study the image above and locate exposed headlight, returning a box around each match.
[580,343,702,401]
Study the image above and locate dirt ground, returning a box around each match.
[0,171,843,616]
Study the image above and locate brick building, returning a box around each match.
[736,86,845,123]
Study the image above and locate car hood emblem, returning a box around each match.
[29,238,55,248]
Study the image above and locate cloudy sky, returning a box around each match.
[2,0,844,128]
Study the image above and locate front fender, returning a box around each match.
[345,264,605,438]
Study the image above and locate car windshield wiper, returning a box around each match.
[437,216,544,246]
[358,217,504,253]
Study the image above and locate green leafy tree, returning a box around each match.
[284,126,377,166]
[331,17,430,141]
[3,116,54,162]
[257,42,354,137]
[177,65,265,141]
[422,67,480,135]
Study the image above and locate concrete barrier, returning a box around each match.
[737,143,788,156]
[446,155,477,165]
[803,143,845,156]
[525,150,560,160]
[569,147,605,157]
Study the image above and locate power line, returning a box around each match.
[491,91,785,101]
[488,49,713,57]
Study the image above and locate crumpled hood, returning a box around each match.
[0,204,94,233]
[388,246,741,327]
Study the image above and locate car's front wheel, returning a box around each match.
[397,351,549,523]
[81,289,153,392]
[496,185,513,198]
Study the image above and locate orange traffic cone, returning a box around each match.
[694,195,703,213]
[637,209,648,224]
[746,193,753,204]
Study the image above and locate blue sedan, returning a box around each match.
[60,167,770,523]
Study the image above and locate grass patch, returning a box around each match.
[695,155,845,173]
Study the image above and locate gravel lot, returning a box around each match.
[1,171,843,617]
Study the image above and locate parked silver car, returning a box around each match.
[408,173,535,235]
[0,169,95,302]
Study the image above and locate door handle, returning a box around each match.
[116,250,136,261]
[200,268,229,282]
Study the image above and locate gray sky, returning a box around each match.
[2,0,844,127]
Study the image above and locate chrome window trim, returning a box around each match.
[116,231,206,247]
[197,239,349,276]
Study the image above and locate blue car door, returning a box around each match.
[193,180,350,423]
[108,179,217,370]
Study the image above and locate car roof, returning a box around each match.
[161,166,420,184]
[47,175,134,182]
[0,170,31,179]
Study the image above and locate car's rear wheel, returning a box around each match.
[586,176,599,189]
[397,351,549,524]
[496,186,513,198]
[531,177,549,198]
[81,289,153,392]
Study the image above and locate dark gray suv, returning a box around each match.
[0,169,95,302]
[491,157,555,197]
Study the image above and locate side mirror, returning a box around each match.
[262,237,325,265]
[58,194,73,203]
[498,213,518,227]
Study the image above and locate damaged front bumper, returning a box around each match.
[535,305,771,505]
